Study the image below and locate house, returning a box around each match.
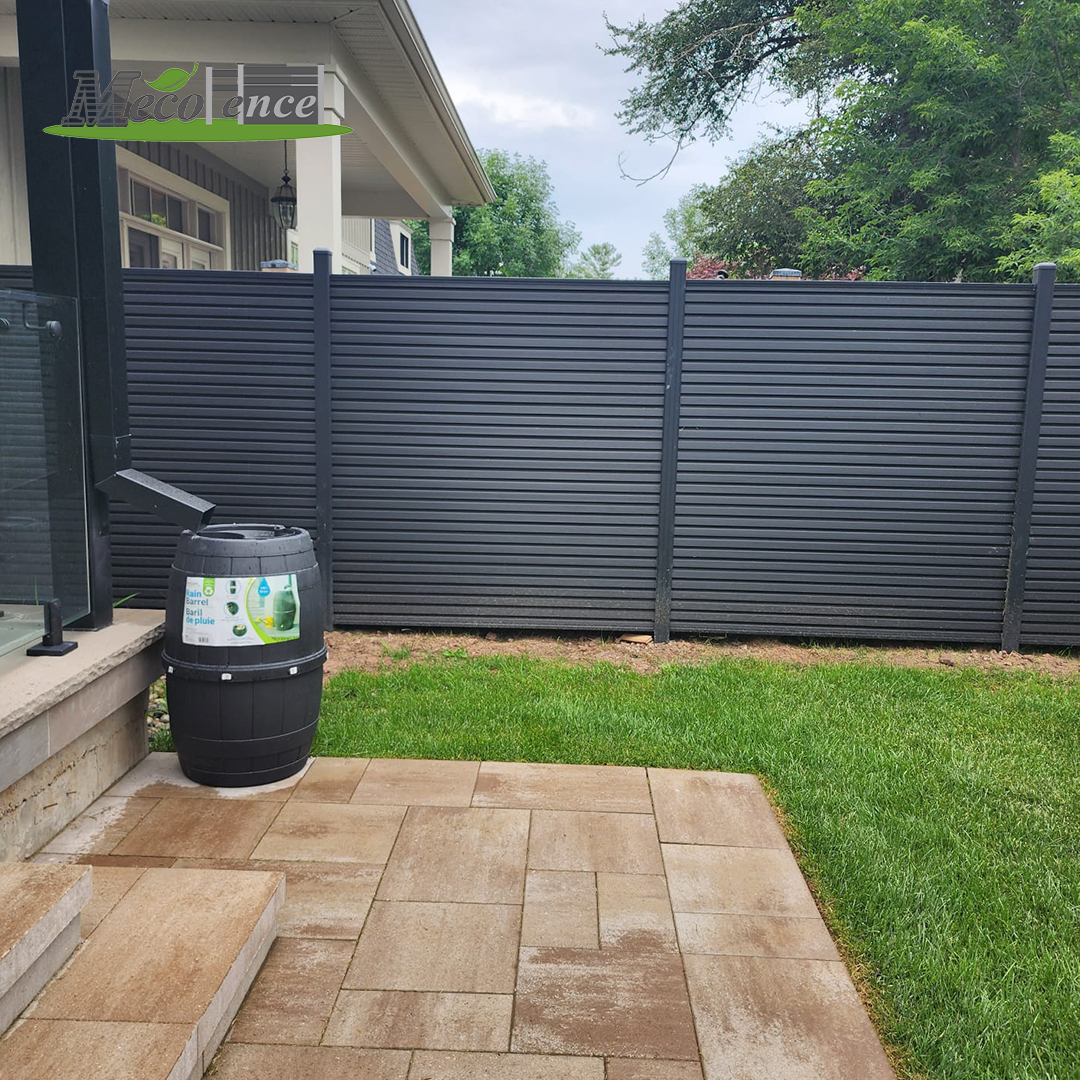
[0,0,494,274]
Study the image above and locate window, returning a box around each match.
[197,207,214,244]
[117,151,230,270]
[399,232,410,269]
[290,240,299,266]
[131,180,184,233]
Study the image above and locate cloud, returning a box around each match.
[445,75,600,131]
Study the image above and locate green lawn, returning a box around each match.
[309,654,1079,1080]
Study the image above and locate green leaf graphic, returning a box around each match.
[146,64,198,93]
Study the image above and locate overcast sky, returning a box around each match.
[410,0,808,278]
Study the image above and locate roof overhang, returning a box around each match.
[0,0,494,217]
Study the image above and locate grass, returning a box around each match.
[309,654,1079,1080]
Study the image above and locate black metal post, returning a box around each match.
[17,0,215,630]
[653,259,687,643]
[18,0,126,628]
[313,249,335,630]
[1002,261,1056,652]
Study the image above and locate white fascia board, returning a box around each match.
[378,0,494,205]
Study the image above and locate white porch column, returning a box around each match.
[429,217,454,276]
[294,70,345,273]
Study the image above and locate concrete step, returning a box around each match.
[0,867,284,1080]
[0,863,91,1035]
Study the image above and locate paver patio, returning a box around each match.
[32,754,896,1080]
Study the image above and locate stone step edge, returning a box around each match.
[0,866,92,1035]
[1,869,283,1080]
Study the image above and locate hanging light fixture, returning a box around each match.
[271,141,297,231]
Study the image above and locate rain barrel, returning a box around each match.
[162,524,326,786]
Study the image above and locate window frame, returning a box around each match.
[116,147,231,270]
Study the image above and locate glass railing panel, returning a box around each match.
[0,289,88,659]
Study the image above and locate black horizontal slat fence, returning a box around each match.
[672,280,1033,641]
[1,259,1075,647]
[330,276,668,629]
[110,269,318,601]
[1022,290,1080,643]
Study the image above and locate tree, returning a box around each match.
[567,242,623,279]
[646,131,834,278]
[609,0,1080,281]
[998,134,1080,282]
[409,149,579,277]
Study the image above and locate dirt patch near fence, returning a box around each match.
[324,629,1080,679]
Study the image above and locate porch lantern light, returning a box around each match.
[271,142,297,231]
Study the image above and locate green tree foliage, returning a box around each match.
[998,133,1080,281]
[567,242,623,278]
[609,0,1080,281]
[643,131,835,277]
[409,149,579,277]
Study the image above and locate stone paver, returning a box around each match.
[597,872,678,951]
[290,758,370,803]
[473,762,651,813]
[606,1061,704,1080]
[228,937,353,1044]
[676,911,840,961]
[112,798,280,860]
[684,953,896,1080]
[662,843,818,917]
[0,1018,194,1080]
[31,868,282,1026]
[34,757,895,1080]
[346,901,520,993]
[377,806,530,903]
[512,945,699,1059]
[175,858,380,939]
[353,757,480,806]
[529,810,663,874]
[323,990,513,1051]
[78,866,145,937]
[649,769,788,848]
[250,801,404,865]
[409,1051,605,1080]
[0,863,90,988]
[40,796,159,855]
[521,871,598,949]
[212,1043,410,1080]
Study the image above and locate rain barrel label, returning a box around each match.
[182,574,300,646]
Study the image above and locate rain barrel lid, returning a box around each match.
[177,523,312,558]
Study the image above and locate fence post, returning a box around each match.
[654,259,688,643]
[313,248,335,631]
[1001,261,1056,652]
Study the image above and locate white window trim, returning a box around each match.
[117,147,231,269]
[388,220,413,276]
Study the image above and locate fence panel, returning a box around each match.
[328,276,668,629]
[1022,290,1080,644]
[4,264,1079,646]
[670,281,1035,641]
[110,269,318,603]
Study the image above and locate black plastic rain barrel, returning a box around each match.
[162,524,326,786]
